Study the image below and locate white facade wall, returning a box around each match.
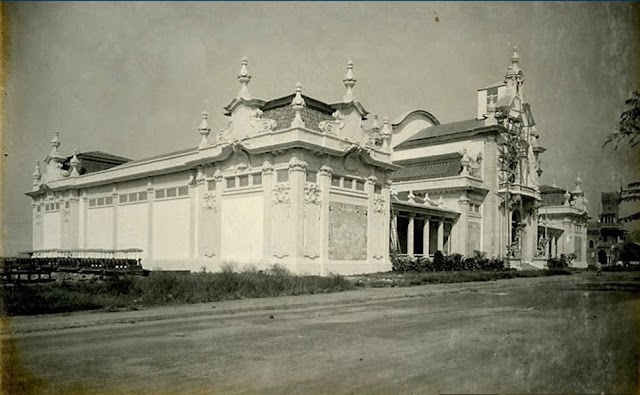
[117,203,149,257]
[152,198,190,259]
[42,211,61,249]
[221,194,264,261]
[86,207,113,249]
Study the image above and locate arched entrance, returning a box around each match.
[597,249,608,265]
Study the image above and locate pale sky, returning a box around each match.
[2,2,639,254]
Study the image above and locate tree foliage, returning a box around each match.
[605,91,640,149]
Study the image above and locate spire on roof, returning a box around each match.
[574,176,583,193]
[505,46,521,78]
[50,131,61,156]
[198,111,211,149]
[237,57,252,100]
[33,161,41,186]
[380,116,392,150]
[70,150,81,176]
[342,60,357,103]
[291,82,306,128]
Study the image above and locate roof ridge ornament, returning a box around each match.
[70,150,81,177]
[237,57,252,100]
[198,111,211,149]
[50,131,61,156]
[342,60,356,103]
[33,161,42,186]
[290,82,306,128]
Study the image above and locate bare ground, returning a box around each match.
[2,273,639,394]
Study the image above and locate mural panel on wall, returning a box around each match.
[329,202,367,260]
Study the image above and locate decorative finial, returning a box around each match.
[563,190,571,206]
[552,179,557,187]
[237,57,252,100]
[70,151,80,177]
[574,176,582,192]
[381,117,391,136]
[51,132,61,154]
[198,111,211,149]
[342,60,357,103]
[408,190,416,203]
[33,161,42,185]
[372,115,380,131]
[505,45,522,80]
[438,196,444,207]
[291,82,306,128]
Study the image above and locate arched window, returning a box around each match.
[589,240,594,249]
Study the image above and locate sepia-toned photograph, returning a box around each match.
[1,2,639,394]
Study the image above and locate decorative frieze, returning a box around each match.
[63,208,71,222]
[373,194,386,213]
[203,192,217,211]
[272,183,291,205]
[250,109,277,133]
[304,183,321,205]
[319,110,345,135]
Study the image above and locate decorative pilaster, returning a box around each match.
[289,155,307,265]
[318,165,332,272]
[291,83,306,129]
[112,186,118,249]
[262,159,275,260]
[437,221,444,252]
[366,175,376,262]
[146,179,154,260]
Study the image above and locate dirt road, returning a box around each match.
[3,273,639,394]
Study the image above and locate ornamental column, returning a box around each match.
[437,221,444,252]
[423,219,430,256]
[407,214,415,256]
[146,179,154,260]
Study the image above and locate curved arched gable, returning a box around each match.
[391,110,440,148]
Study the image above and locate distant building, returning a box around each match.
[26,48,589,273]
[587,191,628,265]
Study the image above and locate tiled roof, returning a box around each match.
[395,118,491,149]
[261,93,335,133]
[391,153,462,181]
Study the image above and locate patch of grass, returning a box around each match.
[352,269,562,288]
[2,265,355,316]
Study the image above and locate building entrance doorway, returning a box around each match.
[598,249,608,265]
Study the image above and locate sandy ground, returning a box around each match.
[2,273,639,394]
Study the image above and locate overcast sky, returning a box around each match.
[2,2,639,254]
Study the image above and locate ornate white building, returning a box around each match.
[27,60,397,274]
[27,49,589,272]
